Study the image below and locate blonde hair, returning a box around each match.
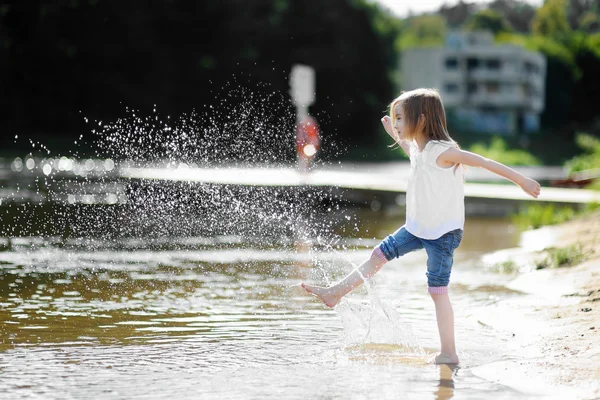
[390,88,457,144]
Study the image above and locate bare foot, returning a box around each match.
[434,353,459,365]
[301,283,342,308]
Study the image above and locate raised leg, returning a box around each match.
[301,249,387,308]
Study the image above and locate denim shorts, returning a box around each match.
[377,226,463,287]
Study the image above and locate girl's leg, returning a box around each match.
[302,226,422,308]
[430,293,458,364]
[422,229,463,364]
[301,249,387,308]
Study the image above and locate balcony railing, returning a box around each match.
[466,91,544,111]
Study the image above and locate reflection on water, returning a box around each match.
[436,364,458,400]
[0,211,541,399]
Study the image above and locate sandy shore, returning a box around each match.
[473,211,600,398]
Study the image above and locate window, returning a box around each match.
[467,58,480,70]
[524,62,537,73]
[445,58,458,69]
[486,59,501,70]
[444,83,459,93]
[486,82,499,93]
[467,82,478,94]
[525,86,538,97]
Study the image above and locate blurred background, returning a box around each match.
[2,0,599,166]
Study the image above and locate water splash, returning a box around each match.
[330,265,424,355]
[1,81,352,249]
[336,295,424,355]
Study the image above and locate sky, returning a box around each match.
[371,0,544,17]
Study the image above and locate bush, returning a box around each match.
[536,244,587,269]
[565,133,600,174]
[469,136,541,166]
[490,259,519,274]
[512,203,576,230]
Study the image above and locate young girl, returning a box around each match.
[301,88,541,364]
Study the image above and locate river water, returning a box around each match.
[0,194,556,400]
[0,155,568,399]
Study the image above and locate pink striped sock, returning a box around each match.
[428,286,448,295]
[371,247,388,267]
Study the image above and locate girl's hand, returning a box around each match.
[381,115,410,155]
[381,116,394,136]
[520,177,541,198]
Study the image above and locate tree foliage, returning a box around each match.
[488,0,536,33]
[531,0,571,37]
[568,0,600,30]
[464,9,512,35]
[565,133,600,173]
[438,1,478,28]
[579,11,600,33]
[469,137,541,166]
[396,14,447,50]
[0,0,402,158]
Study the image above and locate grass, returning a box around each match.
[489,244,589,275]
[490,259,520,274]
[535,244,588,269]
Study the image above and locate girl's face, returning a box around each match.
[393,103,408,140]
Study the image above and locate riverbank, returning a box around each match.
[474,210,600,398]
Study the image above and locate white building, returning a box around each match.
[401,31,546,135]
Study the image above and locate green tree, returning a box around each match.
[489,0,536,33]
[579,11,600,33]
[565,133,600,173]
[0,0,402,159]
[397,14,447,50]
[464,9,513,35]
[469,137,541,166]
[568,0,600,30]
[437,1,478,28]
[531,0,571,37]
[568,32,600,124]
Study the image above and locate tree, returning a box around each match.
[568,0,600,30]
[488,0,536,33]
[579,11,600,33]
[437,0,478,29]
[0,0,402,159]
[464,9,513,35]
[531,0,571,37]
[397,14,447,50]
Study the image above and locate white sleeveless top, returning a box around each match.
[405,140,465,240]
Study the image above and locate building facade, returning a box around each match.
[401,32,546,135]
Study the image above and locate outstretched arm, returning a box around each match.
[381,116,410,157]
[439,148,541,198]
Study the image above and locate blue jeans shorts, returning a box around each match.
[376,226,463,288]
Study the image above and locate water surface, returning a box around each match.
[0,212,551,399]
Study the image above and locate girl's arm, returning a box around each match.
[439,148,541,198]
[381,116,410,156]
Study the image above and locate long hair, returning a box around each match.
[390,88,457,145]
[390,88,464,174]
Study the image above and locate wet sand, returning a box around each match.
[475,211,600,398]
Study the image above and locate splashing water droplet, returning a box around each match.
[42,164,52,176]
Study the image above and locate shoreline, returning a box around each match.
[472,211,600,398]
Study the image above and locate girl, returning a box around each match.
[301,88,541,364]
